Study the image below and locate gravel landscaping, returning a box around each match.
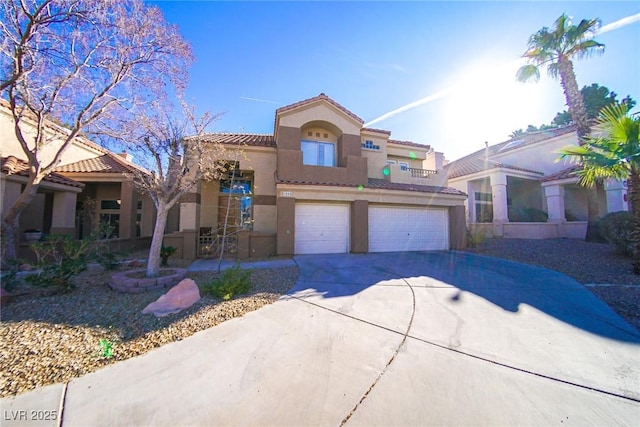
[1,238,638,399]
[0,261,298,398]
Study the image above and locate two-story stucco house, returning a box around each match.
[444,126,629,239]
[167,94,468,258]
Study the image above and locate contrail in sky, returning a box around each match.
[364,13,640,128]
[239,96,280,104]
[597,13,640,34]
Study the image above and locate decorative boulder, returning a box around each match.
[142,278,200,317]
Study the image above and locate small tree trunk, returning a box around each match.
[146,205,169,278]
[1,174,43,265]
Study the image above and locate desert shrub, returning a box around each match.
[466,228,486,248]
[565,210,579,221]
[599,211,635,256]
[510,207,548,222]
[203,265,252,301]
[1,259,22,292]
[25,234,94,293]
[95,250,122,270]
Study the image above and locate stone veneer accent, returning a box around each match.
[109,268,187,294]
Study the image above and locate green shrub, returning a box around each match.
[599,211,635,256]
[160,246,177,267]
[203,265,252,301]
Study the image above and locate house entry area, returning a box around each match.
[198,170,254,258]
[369,206,449,252]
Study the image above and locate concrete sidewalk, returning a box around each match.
[187,257,296,272]
[2,251,639,426]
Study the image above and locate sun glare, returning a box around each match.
[442,59,551,145]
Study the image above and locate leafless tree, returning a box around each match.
[126,101,228,277]
[0,0,192,263]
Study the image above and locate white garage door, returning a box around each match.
[295,204,349,254]
[369,206,449,252]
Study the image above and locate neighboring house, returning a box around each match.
[0,101,155,257]
[444,126,629,239]
[166,93,467,259]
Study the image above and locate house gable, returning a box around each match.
[274,94,367,186]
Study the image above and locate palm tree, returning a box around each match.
[516,13,604,141]
[516,13,604,241]
[558,104,640,274]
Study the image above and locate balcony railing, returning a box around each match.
[407,167,437,178]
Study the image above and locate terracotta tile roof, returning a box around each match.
[445,126,576,179]
[1,100,150,177]
[388,139,431,150]
[276,176,466,196]
[54,155,142,174]
[276,93,364,124]
[196,133,276,147]
[362,127,391,135]
[1,156,85,189]
[540,165,583,182]
[366,178,466,195]
[446,157,543,179]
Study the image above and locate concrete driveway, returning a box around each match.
[3,251,639,426]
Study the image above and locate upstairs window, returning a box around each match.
[301,140,335,167]
[387,159,409,171]
[362,140,380,150]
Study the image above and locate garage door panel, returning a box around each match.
[295,204,349,254]
[369,206,448,252]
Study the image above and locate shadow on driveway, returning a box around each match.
[290,251,640,343]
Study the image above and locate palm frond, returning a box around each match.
[558,104,640,186]
[516,64,540,82]
[570,40,605,60]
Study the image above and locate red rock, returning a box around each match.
[142,278,200,317]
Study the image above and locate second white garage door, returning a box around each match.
[369,206,449,252]
[295,204,349,254]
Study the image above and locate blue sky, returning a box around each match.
[153,1,640,161]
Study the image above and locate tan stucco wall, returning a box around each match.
[198,146,277,234]
[253,205,276,233]
[0,107,102,165]
[278,103,362,137]
[387,144,428,160]
[301,126,338,143]
[199,180,219,230]
[276,184,465,208]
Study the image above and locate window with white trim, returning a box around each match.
[301,140,335,167]
[474,192,493,223]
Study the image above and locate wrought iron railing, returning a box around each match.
[407,168,437,178]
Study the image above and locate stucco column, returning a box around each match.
[544,184,566,222]
[179,182,201,231]
[351,200,368,253]
[119,180,137,240]
[604,179,629,213]
[490,173,508,223]
[276,196,295,255]
[50,191,77,236]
